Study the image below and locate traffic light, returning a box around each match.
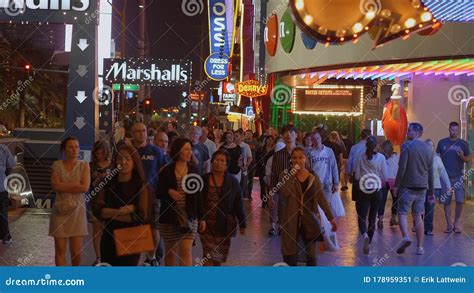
[24,64,32,78]
[144,99,151,106]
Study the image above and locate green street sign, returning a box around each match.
[280,9,296,53]
[112,84,140,91]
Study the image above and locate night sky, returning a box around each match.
[112,0,212,108]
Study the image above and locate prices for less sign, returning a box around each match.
[205,0,230,81]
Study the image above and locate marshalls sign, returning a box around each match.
[104,58,192,87]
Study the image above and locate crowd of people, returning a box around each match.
[1,119,468,266]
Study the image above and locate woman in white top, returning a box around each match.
[424,139,451,235]
[308,132,339,203]
[354,136,386,255]
[377,140,400,229]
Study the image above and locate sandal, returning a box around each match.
[444,228,453,233]
[453,228,462,234]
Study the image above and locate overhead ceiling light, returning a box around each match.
[304,15,313,25]
[420,12,432,22]
[404,18,416,28]
[295,0,304,10]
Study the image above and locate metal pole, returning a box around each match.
[138,0,146,123]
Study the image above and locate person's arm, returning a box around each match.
[346,146,355,176]
[51,163,88,194]
[379,156,387,186]
[203,147,210,173]
[428,153,434,195]
[438,157,451,190]
[264,157,273,186]
[245,144,253,167]
[232,179,246,228]
[314,176,335,223]
[458,141,471,163]
[329,150,339,191]
[395,144,408,188]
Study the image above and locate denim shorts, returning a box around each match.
[398,188,426,215]
[441,177,466,204]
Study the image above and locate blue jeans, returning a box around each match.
[424,189,441,233]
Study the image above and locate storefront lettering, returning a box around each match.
[0,0,90,12]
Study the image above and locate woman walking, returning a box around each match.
[354,136,386,254]
[200,150,247,266]
[93,144,150,266]
[157,137,206,266]
[279,147,336,266]
[50,137,90,266]
[377,140,399,229]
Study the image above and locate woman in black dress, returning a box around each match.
[219,131,242,183]
[93,144,150,266]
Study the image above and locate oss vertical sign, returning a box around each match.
[205,0,230,81]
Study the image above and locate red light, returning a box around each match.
[145,99,151,105]
[25,64,31,70]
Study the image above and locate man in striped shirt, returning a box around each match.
[267,125,297,236]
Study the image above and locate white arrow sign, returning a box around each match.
[77,38,89,51]
[75,91,87,103]
[74,117,86,130]
[76,65,88,77]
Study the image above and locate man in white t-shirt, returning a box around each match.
[308,131,339,202]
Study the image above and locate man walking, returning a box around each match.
[395,123,434,255]
[436,121,470,233]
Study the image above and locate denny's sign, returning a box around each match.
[236,80,268,98]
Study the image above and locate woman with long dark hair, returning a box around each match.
[50,137,90,266]
[200,150,246,266]
[93,144,150,266]
[354,136,386,254]
[88,140,113,265]
[157,137,206,266]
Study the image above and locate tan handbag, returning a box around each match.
[113,224,155,256]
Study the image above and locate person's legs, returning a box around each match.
[453,183,465,231]
[355,198,370,236]
[441,188,453,231]
[269,192,280,234]
[164,240,179,266]
[0,191,10,241]
[179,239,194,266]
[91,221,102,261]
[282,255,298,266]
[424,191,435,233]
[246,169,256,199]
[412,190,426,251]
[368,191,381,241]
[70,236,83,266]
[396,189,414,254]
[54,237,68,266]
[378,185,389,228]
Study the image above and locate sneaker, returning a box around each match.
[2,237,12,244]
[268,228,276,236]
[416,247,424,255]
[424,231,434,236]
[363,237,370,254]
[396,239,412,254]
